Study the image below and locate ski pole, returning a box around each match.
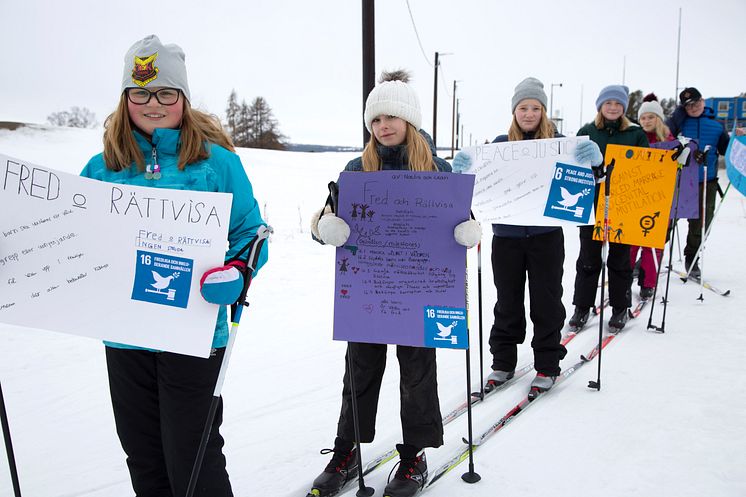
[1,381,22,497]
[589,159,614,391]
[185,225,272,497]
[696,146,711,301]
[684,181,730,278]
[461,343,480,484]
[461,240,480,484]
[476,241,485,401]
[345,345,374,497]
[648,141,690,333]
[326,180,373,497]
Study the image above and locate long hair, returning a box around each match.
[102,93,234,172]
[594,111,632,131]
[361,123,435,172]
[507,107,555,141]
[640,113,672,142]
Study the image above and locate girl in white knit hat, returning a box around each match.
[308,70,480,497]
[630,94,675,299]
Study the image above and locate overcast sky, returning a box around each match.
[1,0,744,148]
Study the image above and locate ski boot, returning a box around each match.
[307,438,358,497]
[608,307,629,332]
[528,373,556,401]
[383,448,427,497]
[568,306,590,331]
[484,369,514,394]
[640,287,654,300]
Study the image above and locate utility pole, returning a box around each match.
[550,82,562,129]
[451,80,459,158]
[455,98,460,151]
[675,7,682,100]
[433,51,439,148]
[362,0,375,146]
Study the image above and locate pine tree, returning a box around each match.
[224,91,287,150]
[245,97,286,150]
[625,90,644,122]
[225,89,240,139]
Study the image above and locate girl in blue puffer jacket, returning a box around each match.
[81,35,267,497]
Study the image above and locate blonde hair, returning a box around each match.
[361,123,436,172]
[507,107,555,141]
[594,111,632,131]
[640,113,672,142]
[102,93,234,172]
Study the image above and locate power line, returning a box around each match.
[405,0,433,67]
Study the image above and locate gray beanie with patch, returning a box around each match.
[121,35,191,102]
[511,77,548,112]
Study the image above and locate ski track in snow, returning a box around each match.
[1,126,745,497]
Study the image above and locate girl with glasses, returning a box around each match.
[81,35,268,497]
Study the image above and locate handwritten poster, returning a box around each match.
[592,145,678,249]
[650,140,699,219]
[332,171,475,348]
[460,136,592,226]
[0,153,232,358]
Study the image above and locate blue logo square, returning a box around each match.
[423,306,468,349]
[544,162,595,223]
[131,250,193,308]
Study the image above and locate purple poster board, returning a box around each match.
[650,141,699,219]
[333,171,475,348]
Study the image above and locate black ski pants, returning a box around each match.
[489,230,567,377]
[573,225,632,310]
[684,179,718,266]
[105,347,233,497]
[336,343,444,450]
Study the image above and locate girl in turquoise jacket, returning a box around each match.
[81,35,266,497]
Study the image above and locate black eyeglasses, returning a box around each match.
[126,88,181,105]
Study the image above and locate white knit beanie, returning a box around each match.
[364,70,422,133]
[638,100,665,121]
[121,35,191,102]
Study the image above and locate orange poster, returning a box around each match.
[593,144,678,249]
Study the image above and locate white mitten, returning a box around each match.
[318,214,351,247]
[310,205,330,241]
[454,219,481,248]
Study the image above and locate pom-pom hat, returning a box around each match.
[121,35,191,102]
[364,70,422,133]
[638,93,665,121]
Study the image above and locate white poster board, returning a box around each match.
[462,136,594,226]
[0,153,232,358]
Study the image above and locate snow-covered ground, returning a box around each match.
[1,125,745,497]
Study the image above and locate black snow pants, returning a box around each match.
[336,342,444,450]
[488,230,567,377]
[105,347,233,497]
[572,225,632,310]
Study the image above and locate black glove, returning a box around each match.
[694,150,706,164]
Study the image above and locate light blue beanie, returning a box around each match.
[595,85,629,111]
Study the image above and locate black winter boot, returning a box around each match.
[309,438,358,497]
[609,307,629,331]
[568,306,590,329]
[383,447,428,497]
[640,287,655,300]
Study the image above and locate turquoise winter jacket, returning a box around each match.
[81,128,268,350]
